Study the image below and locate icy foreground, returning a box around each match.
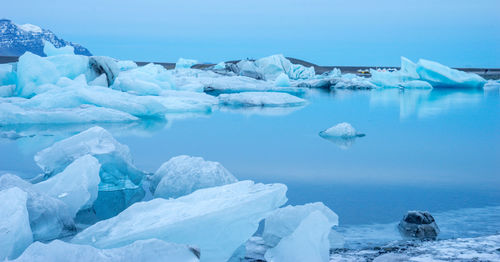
[0,188,32,260]
[12,239,200,262]
[0,42,488,124]
[72,181,288,262]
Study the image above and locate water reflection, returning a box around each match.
[369,88,483,119]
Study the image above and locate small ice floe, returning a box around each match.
[218,92,306,107]
[319,122,365,149]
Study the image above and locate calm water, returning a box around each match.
[1,88,499,245]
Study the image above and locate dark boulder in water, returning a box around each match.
[398,211,439,240]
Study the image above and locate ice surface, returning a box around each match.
[218,92,306,107]
[201,75,305,94]
[112,63,175,95]
[34,126,145,191]
[398,80,433,89]
[0,64,16,86]
[13,239,200,262]
[416,59,486,89]
[151,155,238,198]
[176,58,198,69]
[32,155,101,218]
[0,174,75,241]
[274,73,291,87]
[483,80,500,91]
[43,41,75,56]
[319,122,363,138]
[0,187,32,260]
[89,56,120,86]
[254,54,315,80]
[15,52,89,97]
[334,74,377,89]
[265,211,332,262]
[0,101,138,124]
[88,74,108,87]
[213,62,226,70]
[72,181,288,262]
[262,202,339,247]
[116,60,138,71]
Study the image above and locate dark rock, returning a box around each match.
[398,211,440,240]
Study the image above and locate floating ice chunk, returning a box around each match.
[274,73,291,87]
[151,155,238,198]
[72,181,288,262]
[0,102,138,124]
[89,56,120,86]
[255,54,315,80]
[400,56,419,79]
[398,80,433,89]
[264,211,332,262]
[319,122,364,138]
[13,239,200,262]
[34,126,145,191]
[0,187,33,260]
[416,59,486,88]
[0,84,15,97]
[334,75,377,89]
[213,62,226,70]
[88,74,108,87]
[176,58,198,69]
[32,155,101,218]
[219,92,306,107]
[262,202,339,248]
[328,68,342,77]
[0,174,75,241]
[15,52,89,97]
[116,60,138,71]
[112,63,175,95]
[43,41,75,56]
[202,75,305,95]
[483,80,500,91]
[294,78,332,89]
[236,60,265,80]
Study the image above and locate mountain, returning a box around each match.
[0,19,92,57]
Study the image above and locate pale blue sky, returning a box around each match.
[3,0,500,67]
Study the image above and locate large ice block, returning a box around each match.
[13,239,200,262]
[32,155,101,218]
[72,181,288,262]
[416,59,486,89]
[151,155,238,198]
[218,92,306,107]
[43,41,75,56]
[0,187,33,260]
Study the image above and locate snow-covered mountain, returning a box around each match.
[0,19,92,57]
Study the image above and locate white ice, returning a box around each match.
[43,41,75,57]
[72,181,288,262]
[34,126,144,191]
[319,122,362,137]
[0,187,33,260]
[416,59,486,89]
[254,54,315,80]
[176,58,198,69]
[151,155,238,199]
[0,174,75,241]
[32,155,101,218]
[112,63,175,95]
[264,211,332,262]
[218,92,306,107]
[274,73,291,87]
[12,239,200,262]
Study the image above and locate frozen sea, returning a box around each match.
[1,87,499,249]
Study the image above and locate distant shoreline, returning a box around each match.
[2,55,499,79]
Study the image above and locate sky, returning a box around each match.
[3,0,500,67]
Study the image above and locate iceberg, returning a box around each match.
[416,59,486,89]
[34,126,145,191]
[254,54,315,80]
[72,181,288,262]
[264,211,332,262]
[334,74,377,89]
[0,187,33,260]
[213,62,226,70]
[89,56,120,86]
[43,41,75,57]
[13,239,200,262]
[0,101,138,124]
[15,51,89,97]
[32,155,101,218]
[116,60,138,71]
[202,75,305,95]
[319,122,364,138]
[0,174,75,241]
[176,58,198,69]
[0,64,16,86]
[151,155,238,198]
[218,92,306,107]
[112,63,175,95]
[274,73,291,87]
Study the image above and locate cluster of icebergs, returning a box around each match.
[1,126,342,262]
[0,41,495,125]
